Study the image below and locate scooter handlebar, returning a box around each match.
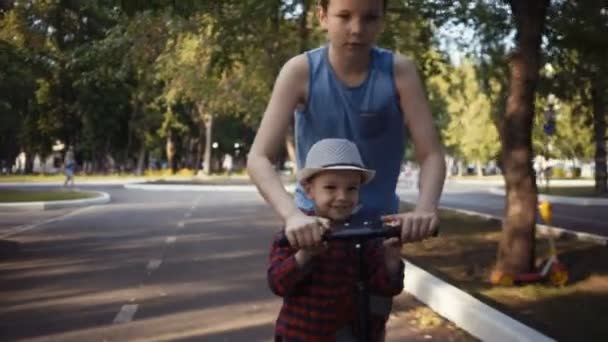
[277,221,439,248]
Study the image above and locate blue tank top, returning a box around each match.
[294,46,406,221]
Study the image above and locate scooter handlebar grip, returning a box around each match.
[276,225,440,248]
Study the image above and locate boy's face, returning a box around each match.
[304,170,362,221]
[318,0,384,55]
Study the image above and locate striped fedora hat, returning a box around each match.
[297,138,375,184]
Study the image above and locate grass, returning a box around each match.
[0,174,141,182]
[0,172,255,183]
[538,185,608,198]
[0,190,98,202]
[399,202,608,341]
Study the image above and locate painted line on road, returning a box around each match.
[177,221,185,228]
[113,304,138,324]
[146,259,162,272]
[166,236,176,244]
[124,184,260,192]
[0,206,97,239]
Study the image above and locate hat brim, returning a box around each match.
[297,165,376,185]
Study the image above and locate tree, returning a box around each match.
[435,60,500,175]
[531,94,594,164]
[545,0,608,193]
[421,0,550,275]
[156,14,244,174]
[493,0,550,275]
[0,40,37,165]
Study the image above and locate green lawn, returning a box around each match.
[0,173,252,183]
[0,174,141,183]
[0,190,98,202]
[399,202,607,341]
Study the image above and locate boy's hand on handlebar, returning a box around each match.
[381,210,439,243]
[285,211,331,250]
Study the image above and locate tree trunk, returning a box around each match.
[591,77,607,194]
[195,123,204,172]
[495,0,549,276]
[136,146,146,176]
[476,160,483,177]
[24,151,33,174]
[298,0,311,53]
[203,113,213,175]
[166,130,176,174]
[126,100,138,165]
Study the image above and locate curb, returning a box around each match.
[401,260,556,342]
[0,179,147,187]
[0,191,111,211]
[489,187,608,206]
[448,178,595,187]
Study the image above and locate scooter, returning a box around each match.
[279,220,438,342]
[490,201,568,287]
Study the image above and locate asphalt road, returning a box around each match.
[0,185,472,341]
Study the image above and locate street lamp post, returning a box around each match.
[212,142,218,173]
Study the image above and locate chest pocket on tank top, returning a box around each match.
[359,109,389,140]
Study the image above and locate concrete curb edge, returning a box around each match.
[0,191,111,211]
[401,260,556,342]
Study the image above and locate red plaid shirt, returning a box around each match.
[268,228,405,341]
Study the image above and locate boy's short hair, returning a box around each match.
[318,0,388,13]
[297,138,375,185]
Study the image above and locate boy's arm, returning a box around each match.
[365,240,405,297]
[267,232,318,297]
[386,55,446,241]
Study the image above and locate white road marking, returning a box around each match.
[113,304,138,324]
[146,259,162,271]
[177,221,185,228]
[166,236,176,244]
[0,206,96,239]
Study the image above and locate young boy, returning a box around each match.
[268,138,405,341]
[248,0,445,253]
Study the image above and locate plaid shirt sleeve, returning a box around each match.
[365,239,405,297]
[267,231,317,297]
